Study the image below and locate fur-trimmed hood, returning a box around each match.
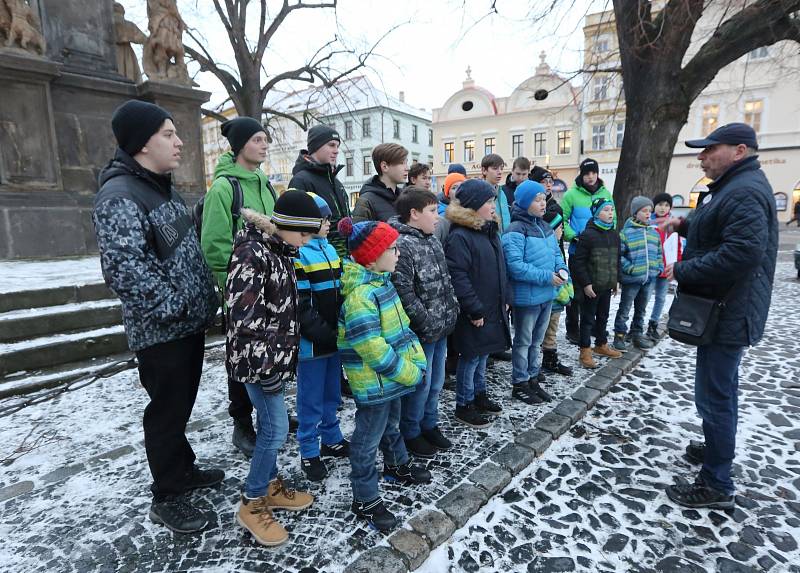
[445,198,499,231]
[234,208,298,257]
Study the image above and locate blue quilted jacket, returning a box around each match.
[502,206,568,307]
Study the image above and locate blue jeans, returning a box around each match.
[649,276,670,324]
[614,279,654,335]
[455,354,488,407]
[695,344,743,494]
[296,354,344,459]
[350,398,409,502]
[400,337,448,438]
[244,383,289,498]
[511,303,552,384]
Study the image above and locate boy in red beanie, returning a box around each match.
[336,217,431,532]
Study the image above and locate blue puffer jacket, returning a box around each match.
[674,156,777,347]
[502,205,568,307]
[619,217,663,285]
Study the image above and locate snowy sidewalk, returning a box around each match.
[0,256,103,294]
[418,262,800,573]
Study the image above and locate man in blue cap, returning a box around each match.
[664,123,777,509]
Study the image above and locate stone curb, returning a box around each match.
[346,336,660,572]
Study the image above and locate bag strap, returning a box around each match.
[223,175,245,240]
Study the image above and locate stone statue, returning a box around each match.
[143,0,189,84]
[0,0,45,55]
[114,2,147,83]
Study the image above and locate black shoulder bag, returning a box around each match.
[667,278,743,346]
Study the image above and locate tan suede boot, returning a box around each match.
[579,347,598,369]
[266,477,314,511]
[236,495,288,546]
[593,343,623,358]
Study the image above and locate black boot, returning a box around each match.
[646,321,660,342]
[232,417,256,458]
[542,348,573,376]
[404,435,437,459]
[383,462,432,485]
[665,476,734,510]
[422,426,453,451]
[351,498,397,532]
[150,495,210,534]
[685,440,705,464]
[184,465,225,491]
[454,403,491,428]
[528,380,554,402]
[474,392,502,416]
[512,382,544,405]
[321,439,350,458]
[301,456,328,482]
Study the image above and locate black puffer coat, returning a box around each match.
[351,176,400,223]
[674,156,777,347]
[444,201,511,358]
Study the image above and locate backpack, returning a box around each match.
[192,175,245,240]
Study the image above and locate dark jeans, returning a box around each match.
[579,289,611,348]
[695,344,744,494]
[400,337,448,438]
[350,398,409,502]
[136,331,205,501]
[614,279,653,336]
[565,257,583,336]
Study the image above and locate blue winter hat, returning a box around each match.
[307,192,332,219]
[448,163,467,176]
[456,179,495,210]
[514,180,546,210]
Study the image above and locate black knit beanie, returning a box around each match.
[271,190,323,233]
[221,117,266,156]
[529,166,552,183]
[307,124,340,154]
[457,179,496,211]
[579,158,599,176]
[111,100,173,156]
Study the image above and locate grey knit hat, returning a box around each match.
[630,195,654,218]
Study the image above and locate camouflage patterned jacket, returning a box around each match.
[93,149,218,352]
[225,209,300,393]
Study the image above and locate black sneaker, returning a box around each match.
[455,404,491,428]
[383,462,432,485]
[351,498,397,532]
[665,477,734,510]
[320,439,350,458]
[149,496,209,534]
[232,418,256,458]
[422,426,453,451]
[474,392,502,416]
[512,382,544,405]
[184,465,225,491]
[685,440,705,464]
[404,435,437,459]
[300,456,328,481]
[528,380,554,403]
[646,321,660,342]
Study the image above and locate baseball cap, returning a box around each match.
[685,122,758,150]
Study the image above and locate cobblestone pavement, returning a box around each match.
[419,263,800,573]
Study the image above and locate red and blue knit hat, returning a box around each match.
[337,217,399,266]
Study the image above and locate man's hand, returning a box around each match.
[551,273,566,286]
[583,284,596,299]
[471,317,485,327]
[665,263,675,281]
[661,217,683,234]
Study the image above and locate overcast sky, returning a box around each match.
[119,0,605,113]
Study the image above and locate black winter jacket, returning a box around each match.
[93,149,218,351]
[351,176,400,223]
[444,201,511,358]
[570,220,622,292]
[674,156,777,347]
[390,217,460,344]
[288,151,351,256]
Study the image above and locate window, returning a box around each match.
[461,101,474,111]
[533,132,546,156]
[616,122,625,148]
[702,104,719,136]
[484,137,496,156]
[428,129,433,146]
[557,130,572,155]
[362,117,371,138]
[592,124,606,150]
[328,122,336,135]
[748,46,769,60]
[593,76,610,101]
[444,142,454,163]
[363,154,372,175]
[744,100,763,132]
[412,125,418,143]
[393,119,400,139]
[594,38,609,54]
[511,134,524,158]
[344,120,353,139]
[346,155,354,177]
[464,139,475,163]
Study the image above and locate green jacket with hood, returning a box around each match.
[200,151,276,293]
[561,176,616,253]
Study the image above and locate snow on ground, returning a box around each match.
[0,325,125,354]
[0,257,102,293]
[0,299,119,321]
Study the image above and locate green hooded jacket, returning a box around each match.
[200,151,276,293]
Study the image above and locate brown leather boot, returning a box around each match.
[236,495,288,546]
[579,347,598,369]
[593,343,623,358]
[266,477,314,511]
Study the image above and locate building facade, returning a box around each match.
[582,8,800,221]
[431,55,582,196]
